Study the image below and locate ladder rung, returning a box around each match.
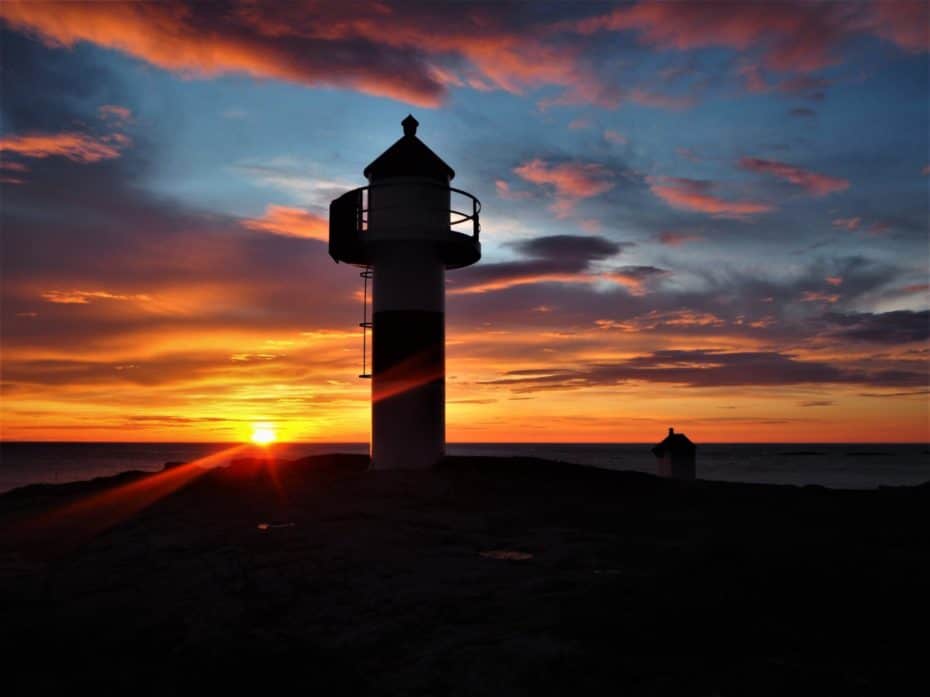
[359,321,372,328]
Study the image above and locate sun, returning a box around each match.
[250,424,277,446]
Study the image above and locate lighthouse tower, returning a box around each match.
[329,116,481,469]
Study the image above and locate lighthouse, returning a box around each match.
[329,115,481,469]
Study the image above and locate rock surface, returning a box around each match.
[1,454,927,695]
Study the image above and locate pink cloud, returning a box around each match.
[861,0,930,54]
[495,179,532,201]
[98,104,133,123]
[657,231,702,246]
[647,176,773,219]
[569,0,927,77]
[675,147,701,162]
[629,88,695,110]
[832,217,861,231]
[603,129,627,144]
[739,157,849,196]
[825,276,844,287]
[514,158,614,216]
[570,1,849,73]
[568,117,592,130]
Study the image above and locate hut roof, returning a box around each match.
[651,427,696,457]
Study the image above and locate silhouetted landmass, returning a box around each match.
[777,450,825,456]
[1,455,927,696]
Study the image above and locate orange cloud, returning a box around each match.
[98,104,132,123]
[648,176,773,219]
[0,1,445,107]
[0,132,125,163]
[801,291,840,303]
[242,205,328,241]
[739,157,849,196]
[0,1,615,109]
[448,273,598,296]
[41,290,151,304]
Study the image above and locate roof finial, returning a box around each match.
[402,114,419,136]
[669,427,674,435]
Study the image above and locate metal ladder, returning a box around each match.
[358,266,372,378]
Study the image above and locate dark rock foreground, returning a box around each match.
[1,455,927,696]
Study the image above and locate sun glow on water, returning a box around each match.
[250,424,277,446]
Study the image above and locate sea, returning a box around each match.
[0,442,928,493]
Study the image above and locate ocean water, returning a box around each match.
[1,442,928,493]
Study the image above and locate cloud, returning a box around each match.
[483,348,927,392]
[657,231,702,246]
[605,265,670,294]
[823,310,930,344]
[495,179,532,201]
[0,131,126,163]
[567,0,928,75]
[570,1,845,72]
[0,1,448,107]
[647,176,773,219]
[832,217,861,231]
[628,88,695,110]
[513,158,614,216]
[862,0,930,54]
[2,0,925,115]
[790,107,816,118]
[41,290,151,305]
[242,205,328,241]
[0,1,621,110]
[449,233,628,295]
[800,291,840,304]
[739,157,849,196]
[513,234,622,261]
[98,104,132,123]
[603,129,627,144]
[883,283,930,298]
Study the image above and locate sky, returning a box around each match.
[0,0,928,443]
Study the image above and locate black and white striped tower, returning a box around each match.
[328,116,481,469]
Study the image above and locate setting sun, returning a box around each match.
[250,424,277,446]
